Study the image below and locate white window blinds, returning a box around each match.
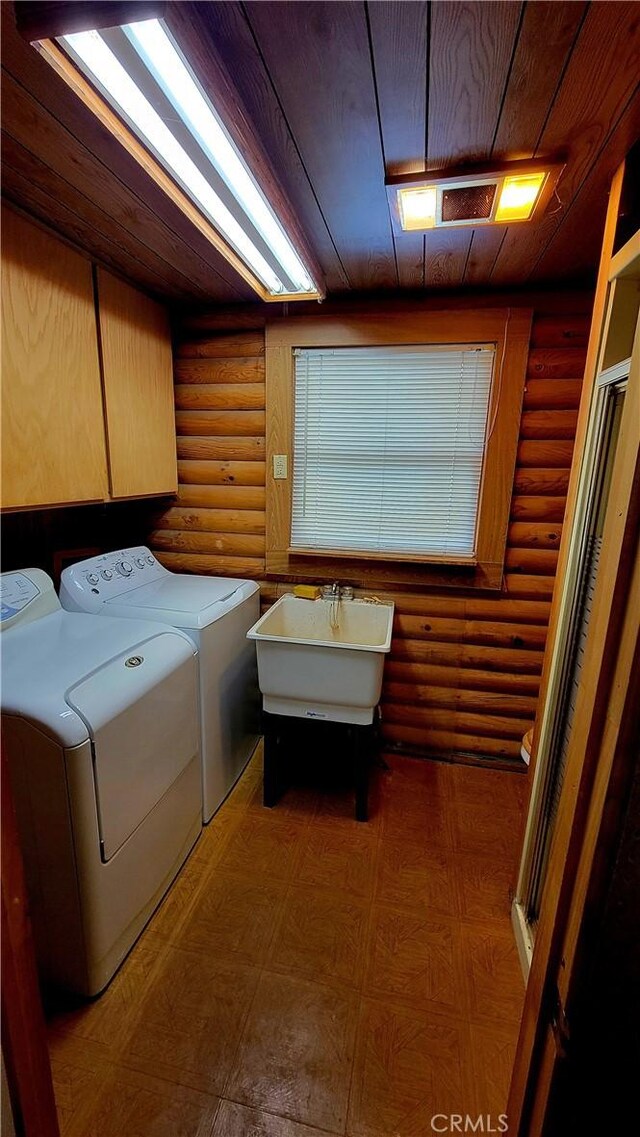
[291,344,495,557]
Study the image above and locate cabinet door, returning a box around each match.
[1,208,108,509]
[97,269,177,498]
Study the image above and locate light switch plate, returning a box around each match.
[273,454,288,479]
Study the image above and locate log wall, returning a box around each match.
[152,297,591,764]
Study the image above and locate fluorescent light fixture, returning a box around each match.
[495,173,546,223]
[386,159,562,234]
[36,19,321,299]
[397,186,437,231]
[125,20,314,293]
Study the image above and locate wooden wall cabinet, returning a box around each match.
[1,209,178,510]
[1,207,109,509]
[97,269,177,499]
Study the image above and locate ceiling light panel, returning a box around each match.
[386,160,562,234]
[398,186,437,230]
[494,173,546,223]
[49,19,320,299]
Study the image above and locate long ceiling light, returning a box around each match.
[387,159,564,234]
[34,18,322,300]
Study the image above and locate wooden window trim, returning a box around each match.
[266,307,532,592]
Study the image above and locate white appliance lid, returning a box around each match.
[105,576,245,616]
[0,609,195,748]
[67,637,198,859]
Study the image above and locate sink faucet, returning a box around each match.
[325,580,340,630]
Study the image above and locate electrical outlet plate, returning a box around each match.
[273,454,288,479]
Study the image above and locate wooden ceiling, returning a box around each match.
[2,1,639,304]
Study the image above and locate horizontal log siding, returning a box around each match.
[152,303,589,763]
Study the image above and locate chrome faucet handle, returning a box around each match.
[321,581,342,601]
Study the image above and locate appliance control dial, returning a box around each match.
[117,561,133,576]
[101,569,113,581]
[146,555,155,565]
[86,573,99,585]
[135,556,146,568]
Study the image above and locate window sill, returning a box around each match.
[288,545,478,567]
[267,550,503,592]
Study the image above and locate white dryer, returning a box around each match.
[60,547,260,822]
[1,569,202,996]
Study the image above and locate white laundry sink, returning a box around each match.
[246,593,394,725]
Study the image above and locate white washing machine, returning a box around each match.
[0,569,202,996]
[60,547,260,822]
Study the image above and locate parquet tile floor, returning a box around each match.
[47,748,527,1136]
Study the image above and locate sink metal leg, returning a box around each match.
[263,712,287,808]
[352,724,370,823]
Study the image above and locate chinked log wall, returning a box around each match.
[151,297,591,764]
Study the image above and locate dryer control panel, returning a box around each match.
[60,547,169,613]
[0,569,60,630]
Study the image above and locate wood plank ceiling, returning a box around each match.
[2,1,639,303]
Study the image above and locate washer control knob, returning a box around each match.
[135,556,146,568]
[86,572,99,585]
[146,554,155,565]
[117,561,133,576]
[101,569,113,581]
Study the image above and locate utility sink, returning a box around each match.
[246,593,394,725]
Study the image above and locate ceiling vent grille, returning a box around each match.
[441,183,496,223]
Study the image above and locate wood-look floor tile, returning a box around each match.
[449,763,527,812]
[225,971,358,1132]
[219,777,258,813]
[142,804,247,947]
[49,1042,104,1137]
[178,870,287,964]
[119,946,260,1095]
[142,846,213,949]
[461,926,525,1025]
[267,884,369,988]
[455,852,516,925]
[46,751,531,1137]
[190,807,243,870]
[312,781,383,834]
[212,1100,342,1136]
[296,824,378,898]
[348,997,466,1137]
[76,1064,220,1137]
[381,754,454,799]
[217,814,307,882]
[259,785,320,824]
[380,757,452,818]
[468,1021,520,1117]
[365,906,464,1015]
[380,779,453,848]
[224,748,264,811]
[46,937,166,1060]
[450,799,522,861]
[375,838,458,917]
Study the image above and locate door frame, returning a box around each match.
[507,157,640,1132]
[1,746,60,1137]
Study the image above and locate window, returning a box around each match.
[291,344,495,559]
[266,308,532,590]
